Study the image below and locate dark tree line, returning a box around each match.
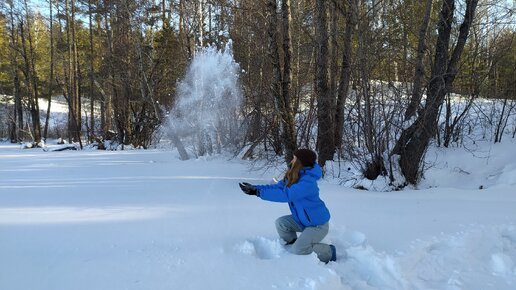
[0,0,514,186]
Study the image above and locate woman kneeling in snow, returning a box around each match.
[239,149,336,263]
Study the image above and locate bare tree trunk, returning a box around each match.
[71,0,82,147]
[65,0,74,142]
[356,0,375,160]
[179,0,184,36]
[315,0,334,166]
[335,0,356,151]
[19,23,40,144]
[266,0,281,113]
[25,0,42,143]
[404,0,433,121]
[12,72,22,142]
[21,0,42,143]
[104,10,114,135]
[7,1,23,142]
[62,0,82,146]
[112,0,130,146]
[178,0,192,59]
[88,0,95,142]
[44,0,55,141]
[267,0,296,163]
[197,0,204,48]
[494,98,515,143]
[281,0,297,162]
[162,0,168,29]
[329,0,338,111]
[393,0,479,185]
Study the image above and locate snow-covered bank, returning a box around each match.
[0,141,515,289]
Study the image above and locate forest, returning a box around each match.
[0,0,514,186]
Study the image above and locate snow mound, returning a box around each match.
[321,225,516,290]
[496,164,516,187]
[400,224,516,290]
[327,227,408,290]
[236,237,287,259]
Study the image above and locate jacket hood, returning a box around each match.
[301,163,322,180]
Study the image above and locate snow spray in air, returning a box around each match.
[166,41,243,159]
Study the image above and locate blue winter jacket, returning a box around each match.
[256,164,330,229]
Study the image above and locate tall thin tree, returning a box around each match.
[267,0,296,163]
[20,0,42,143]
[281,0,297,162]
[315,0,333,166]
[43,0,55,141]
[335,0,357,151]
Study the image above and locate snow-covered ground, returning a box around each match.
[0,140,515,290]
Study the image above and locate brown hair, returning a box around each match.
[284,158,304,187]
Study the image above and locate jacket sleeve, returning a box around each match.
[255,179,286,202]
[257,177,316,202]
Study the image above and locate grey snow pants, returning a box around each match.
[275,215,333,263]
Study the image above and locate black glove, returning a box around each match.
[239,182,258,196]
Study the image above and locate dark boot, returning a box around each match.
[285,238,297,245]
[329,245,337,262]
